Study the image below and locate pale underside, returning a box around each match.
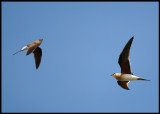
[114,74,139,81]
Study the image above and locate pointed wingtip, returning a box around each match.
[121,87,130,90]
[128,36,134,44]
[131,36,134,40]
[36,66,39,69]
[123,87,130,90]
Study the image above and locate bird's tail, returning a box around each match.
[137,78,150,81]
[13,50,22,55]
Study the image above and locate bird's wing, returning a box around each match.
[33,47,42,69]
[118,37,134,74]
[26,44,38,55]
[117,81,130,90]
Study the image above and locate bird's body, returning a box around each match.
[112,73,149,81]
[111,37,150,90]
[13,39,43,69]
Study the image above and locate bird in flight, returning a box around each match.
[13,39,43,69]
[111,36,150,90]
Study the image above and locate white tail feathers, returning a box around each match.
[13,46,28,55]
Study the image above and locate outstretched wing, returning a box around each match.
[26,40,41,55]
[117,81,130,90]
[26,44,38,55]
[33,47,42,69]
[118,37,134,74]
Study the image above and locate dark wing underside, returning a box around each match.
[117,81,130,90]
[118,37,134,74]
[33,47,42,69]
[26,44,38,55]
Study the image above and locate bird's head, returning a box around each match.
[39,39,43,42]
[36,39,43,45]
[111,73,115,76]
[111,73,121,78]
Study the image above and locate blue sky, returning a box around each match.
[2,2,159,113]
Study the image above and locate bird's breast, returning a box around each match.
[119,74,139,81]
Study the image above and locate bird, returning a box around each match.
[111,36,150,90]
[13,39,43,69]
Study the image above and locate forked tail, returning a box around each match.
[137,78,150,81]
[13,50,22,55]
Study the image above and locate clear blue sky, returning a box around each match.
[2,2,158,113]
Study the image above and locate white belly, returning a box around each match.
[119,74,139,81]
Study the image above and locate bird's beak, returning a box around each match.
[110,74,113,76]
[39,39,43,42]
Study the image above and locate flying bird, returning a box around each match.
[13,39,43,69]
[111,37,150,90]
